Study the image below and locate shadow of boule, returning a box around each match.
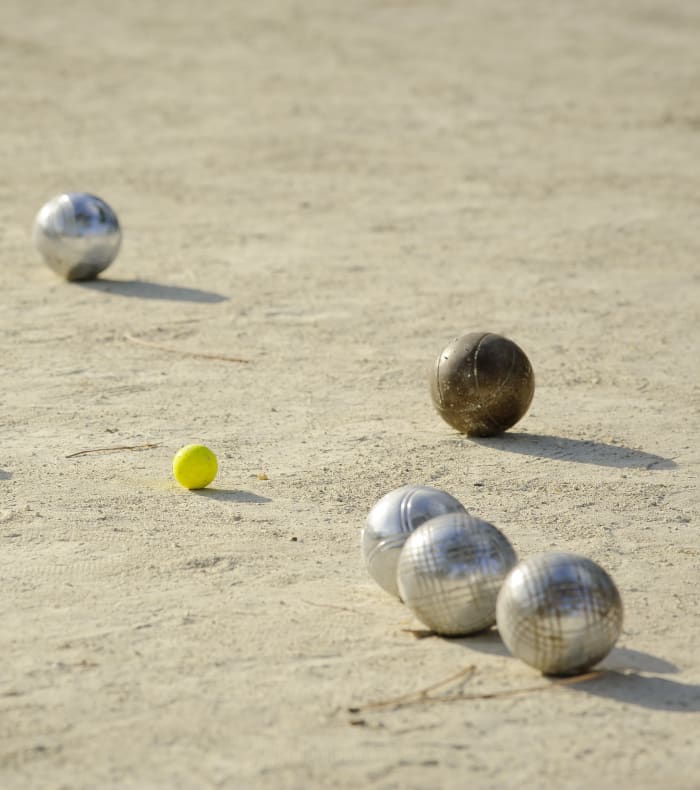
[469,432,676,470]
[78,278,228,303]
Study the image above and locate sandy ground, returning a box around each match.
[1,0,699,787]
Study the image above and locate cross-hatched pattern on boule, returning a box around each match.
[397,512,517,636]
[496,552,623,675]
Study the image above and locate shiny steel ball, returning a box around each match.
[496,552,623,675]
[430,332,535,436]
[362,485,467,598]
[33,192,122,281]
[397,512,517,636]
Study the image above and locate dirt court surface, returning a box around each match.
[1,1,699,787]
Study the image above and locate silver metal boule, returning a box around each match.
[496,551,623,676]
[33,192,122,281]
[362,485,467,598]
[397,512,517,636]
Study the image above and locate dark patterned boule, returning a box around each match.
[430,332,534,436]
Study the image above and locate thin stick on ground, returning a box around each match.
[401,627,436,639]
[435,670,605,704]
[348,666,477,713]
[65,443,161,459]
[300,599,366,616]
[348,668,604,713]
[124,333,250,363]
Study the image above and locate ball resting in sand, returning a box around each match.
[362,485,467,598]
[496,552,623,675]
[173,445,218,490]
[431,331,535,437]
[33,192,121,281]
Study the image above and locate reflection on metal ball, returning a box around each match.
[397,512,517,636]
[362,485,467,598]
[430,331,535,437]
[496,551,623,675]
[33,192,122,281]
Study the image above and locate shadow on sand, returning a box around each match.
[192,488,271,504]
[469,432,676,470]
[443,630,697,712]
[79,278,228,303]
[568,671,700,712]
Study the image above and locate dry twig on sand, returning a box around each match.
[65,443,161,459]
[348,666,477,713]
[300,599,366,616]
[401,628,436,639]
[124,333,249,363]
[348,667,604,713]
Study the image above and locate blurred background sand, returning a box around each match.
[1,1,699,787]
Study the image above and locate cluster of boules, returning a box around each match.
[362,485,623,676]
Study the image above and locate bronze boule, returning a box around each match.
[430,332,534,436]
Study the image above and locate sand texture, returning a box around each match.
[1,1,699,787]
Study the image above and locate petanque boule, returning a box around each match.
[430,331,534,437]
[33,192,122,281]
[397,511,517,636]
[496,551,623,676]
[362,485,467,598]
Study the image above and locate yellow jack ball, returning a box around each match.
[172,444,218,490]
